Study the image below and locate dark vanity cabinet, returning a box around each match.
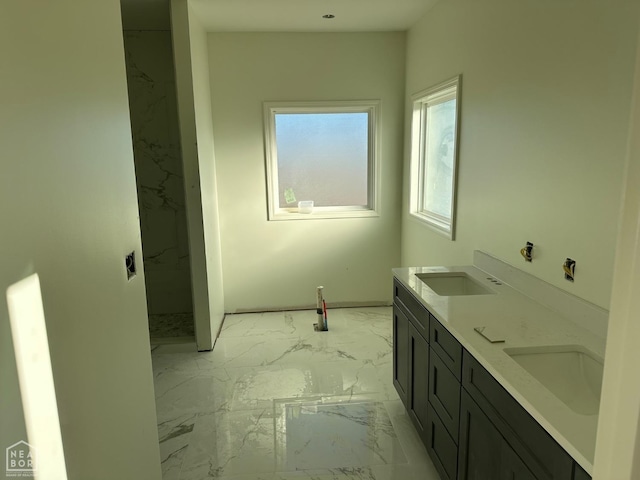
[501,443,538,480]
[461,350,576,480]
[427,317,463,480]
[392,278,592,480]
[393,280,431,444]
[408,322,430,442]
[393,280,461,480]
[393,306,410,406]
[572,465,591,480]
[458,389,502,479]
[459,388,537,480]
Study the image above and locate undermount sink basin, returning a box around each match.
[504,345,604,415]
[415,272,495,296]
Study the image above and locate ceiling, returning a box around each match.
[120,0,439,32]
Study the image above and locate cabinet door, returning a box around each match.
[408,323,429,442]
[458,389,502,480]
[428,347,461,442]
[501,440,537,480]
[427,403,458,480]
[393,305,409,407]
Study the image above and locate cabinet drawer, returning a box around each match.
[394,279,429,337]
[458,389,502,480]
[430,317,462,379]
[426,403,458,480]
[428,348,461,443]
[462,351,574,480]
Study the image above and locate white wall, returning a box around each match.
[0,1,161,478]
[208,32,406,312]
[402,0,639,309]
[172,0,225,348]
[594,24,640,480]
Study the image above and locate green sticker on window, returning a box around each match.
[284,188,296,204]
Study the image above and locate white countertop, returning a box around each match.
[393,264,606,475]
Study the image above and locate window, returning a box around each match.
[263,101,379,220]
[409,75,461,239]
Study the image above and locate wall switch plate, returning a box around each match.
[125,252,136,280]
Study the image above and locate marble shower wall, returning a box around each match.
[123,30,193,317]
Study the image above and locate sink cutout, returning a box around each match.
[504,345,603,415]
[415,272,495,296]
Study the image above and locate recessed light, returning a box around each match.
[322,14,335,19]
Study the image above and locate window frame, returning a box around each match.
[263,100,380,221]
[409,75,461,239]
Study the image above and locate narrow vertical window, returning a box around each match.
[264,101,379,220]
[410,76,461,239]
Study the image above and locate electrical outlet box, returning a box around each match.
[125,252,136,280]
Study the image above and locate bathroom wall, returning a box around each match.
[172,0,225,349]
[594,26,640,478]
[208,32,406,312]
[122,30,195,335]
[401,0,639,309]
[0,0,161,478]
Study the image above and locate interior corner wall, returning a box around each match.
[0,0,161,478]
[402,0,640,309]
[188,3,225,342]
[171,0,224,348]
[594,24,640,480]
[208,32,406,313]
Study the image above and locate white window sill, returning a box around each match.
[269,208,379,221]
[409,211,454,239]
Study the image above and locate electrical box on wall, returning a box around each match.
[125,252,136,280]
[563,258,576,282]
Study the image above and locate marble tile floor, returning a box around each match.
[150,312,195,342]
[151,307,441,480]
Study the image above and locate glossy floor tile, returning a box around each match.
[151,307,441,479]
[273,398,406,471]
[150,312,195,339]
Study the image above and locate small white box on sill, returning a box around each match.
[298,200,314,214]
